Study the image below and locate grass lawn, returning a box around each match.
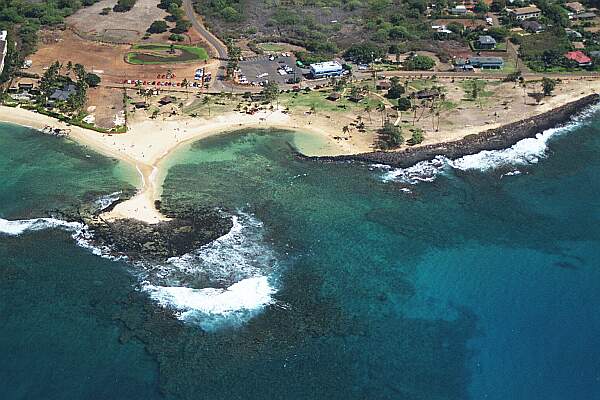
[126,43,209,65]
[256,42,287,53]
[281,90,384,114]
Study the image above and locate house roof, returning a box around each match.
[376,81,391,89]
[565,2,585,12]
[589,50,600,57]
[49,84,76,101]
[159,96,175,103]
[478,35,497,44]
[521,20,544,31]
[573,42,586,49]
[469,56,504,64]
[565,50,592,64]
[414,89,439,99]
[511,6,541,15]
[574,12,596,18]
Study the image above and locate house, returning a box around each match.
[477,35,497,50]
[454,63,475,72]
[309,61,343,78]
[509,6,542,20]
[133,101,148,109]
[589,50,600,58]
[573,12,596,19]
[349,93,365,102]
[564,50,592,66]
[50,84,77,101]
[0,30,7,75]
[413,89,440,100]
[565,28,583,39]
[521,20,544,33]
[327,92,341,101]
[376,81,391,90]
[159,96,175,105]
[450,5,468,15]
[565,1,585,14]
[572,42,586,50]
[463,56,504,69]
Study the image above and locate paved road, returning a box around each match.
[183,0,228,60]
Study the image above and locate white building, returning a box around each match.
[309,61,343,78]
[509,6,542,20]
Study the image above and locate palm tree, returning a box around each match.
[376,102,386,127]
[202,96,211,116]
[182,78,189,99]
[364,105,372,123]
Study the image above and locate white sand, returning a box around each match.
[1,81,597,224]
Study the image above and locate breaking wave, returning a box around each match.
[379,102,600,184]
[380,156,448,185]
[93,191,122,212]
[139,211,282,331]
[0,217,83,236]
[145,276,277,332]
[1,206,280,331]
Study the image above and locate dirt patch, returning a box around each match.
[85,86,125,129]
[30,30,216,85]
[67,0,168,44]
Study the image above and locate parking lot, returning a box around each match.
[238,54,305,86]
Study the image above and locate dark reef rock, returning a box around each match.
[88,208,233,261]
[301,94,600,168]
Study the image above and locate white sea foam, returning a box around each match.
[380,102,600,183]
[145,275,277,331]
[0,217,83,236]
[164,213,278,284]
[141,211,283,330]
[380,156,449,185]
[93,191,122,211]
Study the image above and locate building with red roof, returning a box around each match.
[564,50,592,66]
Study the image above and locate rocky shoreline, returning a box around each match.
[55,197,233,262]
[301,94,600,168]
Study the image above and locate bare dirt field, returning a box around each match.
[85,86,125,129]
[67,0,168,43]
[29,30,216,85]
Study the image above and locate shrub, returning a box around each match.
[171,19,192,34]
[380,121,403,149]
[404,55,435,71]
[169,33,185,42]
[113,0,136,12]
[397,97,412,111]
[410,129,424,144]
[148,20,168,34]
[85,73,101,87]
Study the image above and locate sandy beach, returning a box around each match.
[1,79,598,224]
[0,105,360,223]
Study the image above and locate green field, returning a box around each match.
[281,90,385,113]
[126,43,209,65]
[256,42,287,53]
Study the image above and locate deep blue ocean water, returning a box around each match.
[1,111,600,399]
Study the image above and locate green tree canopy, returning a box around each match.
[404,55,435,70]
[148,20,168,33]
[85,73,101,87]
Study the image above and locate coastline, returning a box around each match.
[0,92,598,223]
[301,94,600,168]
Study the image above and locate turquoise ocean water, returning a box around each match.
[1,109,600,399]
